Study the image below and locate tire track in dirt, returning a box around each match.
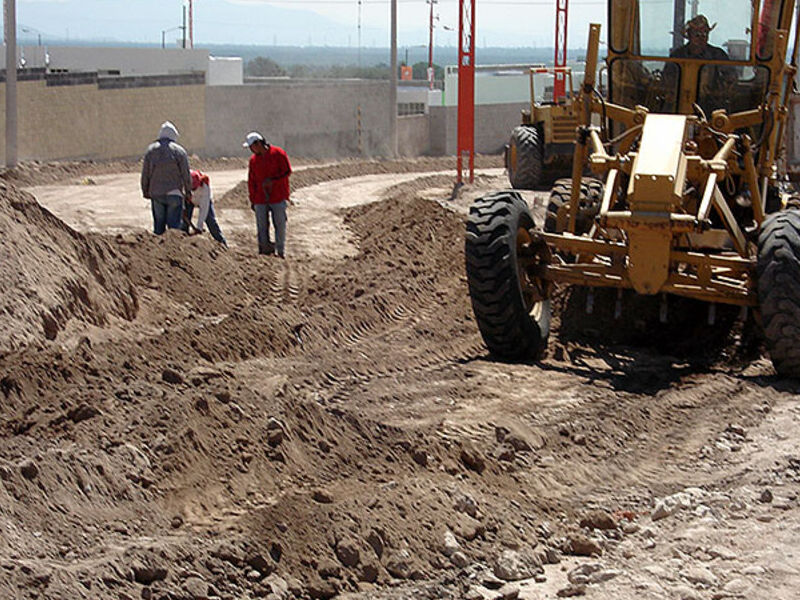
[217,172,492,416]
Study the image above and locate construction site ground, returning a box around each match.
[0,155,798,600]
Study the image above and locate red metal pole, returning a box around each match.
[553,0,568,101]
[457,0,475,184]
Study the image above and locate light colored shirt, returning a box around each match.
[191,182,212,231]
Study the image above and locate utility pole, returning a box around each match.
[182,5,187,49]
[428,0,437,89]
[672,1,685,52]
[390,0,397,157]
[358,0,362,69]
[4,0,18,168]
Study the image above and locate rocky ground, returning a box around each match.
[0,155,798,600]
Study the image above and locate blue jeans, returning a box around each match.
[184,202,227,246]
[254,201,287,256]
[151,194,183,234]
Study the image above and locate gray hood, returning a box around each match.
[158,121,179,142]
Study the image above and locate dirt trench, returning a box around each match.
[0,158,798,600]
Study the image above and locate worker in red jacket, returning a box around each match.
[243,131,292,258]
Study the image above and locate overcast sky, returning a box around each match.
[9,0,607,48]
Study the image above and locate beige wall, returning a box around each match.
[430,103,525,156]
[397,114,430,157]
[0,74,529,163]
[204,81,393,159]
[0,78,205,162]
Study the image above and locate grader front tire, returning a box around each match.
[465,191,550,360]
[757,210,800,377]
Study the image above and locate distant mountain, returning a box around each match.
[199,45,587,69]
[13,0,575,50]
[14,0,374,47]
[23,40,584,70]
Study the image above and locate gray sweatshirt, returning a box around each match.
[141,138,192,199]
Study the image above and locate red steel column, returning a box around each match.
[457,0,475,184]
[553,0,568,101]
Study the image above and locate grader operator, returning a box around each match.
[465,0,800,376]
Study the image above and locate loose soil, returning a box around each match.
[0,156,797,600]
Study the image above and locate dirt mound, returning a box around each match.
[3,162,796,600]
[0,189,522,599]
[0,156,252,187]
[117,230,251,318]
[0,181,137,354]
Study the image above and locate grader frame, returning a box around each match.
[541,9,797,307]
[465,0,800,375]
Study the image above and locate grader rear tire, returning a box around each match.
[506,126,543,190]
[757,210,800,377]
[465,191,551,360]
[544,178,604,235]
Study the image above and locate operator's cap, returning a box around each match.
[243,131,266,148]
[683,14,715,36]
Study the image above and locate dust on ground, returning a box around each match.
[0,155,798,600]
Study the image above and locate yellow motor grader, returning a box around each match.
[466,0,800,376]
[505,67,579,189]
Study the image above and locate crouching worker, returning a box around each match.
[183,169,228,247]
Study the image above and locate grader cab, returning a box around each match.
[466,0,800,375]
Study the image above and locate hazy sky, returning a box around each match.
[261,0,608,46]
[9,0,608,47]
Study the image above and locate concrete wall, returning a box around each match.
[397,115,429,157]
[0,65,523,163]
[204,80,393,159]
[0,71,205,162]
[398,85,430,114]
[1,45,209,76]
[430,102,525,156]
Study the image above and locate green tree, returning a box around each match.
[411,61,444,81]
[245,56,286,77]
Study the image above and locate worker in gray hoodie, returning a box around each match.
[140,121,192,234]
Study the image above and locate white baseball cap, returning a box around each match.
[243,131,265,148]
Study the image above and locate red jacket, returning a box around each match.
[247,145,292,205]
